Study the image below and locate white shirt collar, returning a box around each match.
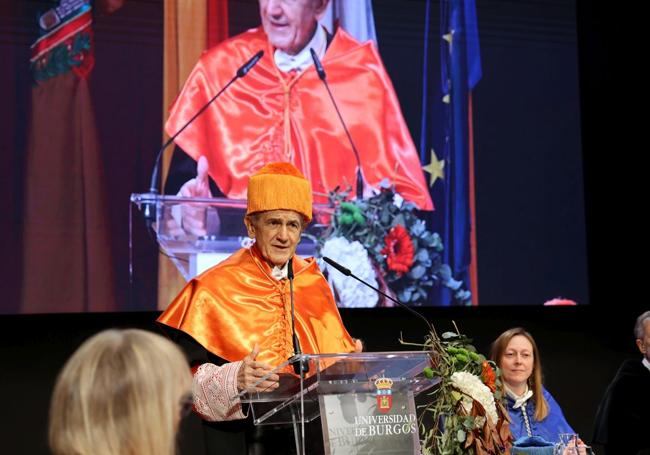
[504,383,534,409]
[642,357,650,373]
[274,24,327,73]
[271,261,289,281]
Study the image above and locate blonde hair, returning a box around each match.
[490,327,549,421]
[49,329,191,455]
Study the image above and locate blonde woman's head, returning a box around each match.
[490,327,549,421]
[49,329,191,455]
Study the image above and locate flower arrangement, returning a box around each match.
[315,183,471,306]
[410,326,513,455]
[313,186,508,452]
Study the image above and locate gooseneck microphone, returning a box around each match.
[143,50,265,226]
[288,258,309,374]
[236,50,265,78]
[323,256,433,332]
[309,48,364,201]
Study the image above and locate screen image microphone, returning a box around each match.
[236,50,264,77]
[322,256,433,332]
[309,48,364,201]
[144,50,265,227]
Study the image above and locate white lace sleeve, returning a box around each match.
[192,361,246,421]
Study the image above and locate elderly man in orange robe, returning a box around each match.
[158,162,359,453]
[168,0,433,235]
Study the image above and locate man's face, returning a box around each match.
[245,210,303,267]
[636,319,650,362]
[259,0,327,55]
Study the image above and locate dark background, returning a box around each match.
[0,306,643,454]
[1,0,646,453]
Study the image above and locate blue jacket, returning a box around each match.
[506,386,574,444]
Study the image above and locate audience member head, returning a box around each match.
[635,310,650,362]
[490,327,549,421]
[49,329,192,455]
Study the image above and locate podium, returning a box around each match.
[238,351,439,455]
[130,193,330,280]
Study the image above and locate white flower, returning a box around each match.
[450,371,499,426]
[320,237,379,308]
[393,192,404,208]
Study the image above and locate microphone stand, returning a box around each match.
[309,48,364,201]
[288,258,309,375]
[323,256,433,333]
[143,50,264,228]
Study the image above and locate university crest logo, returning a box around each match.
[374,377,394,413]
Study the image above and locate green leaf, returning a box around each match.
[439,264,452,282]
[416,248,430,262]
[340,213,353,225]
[409,265,426,279]
[398,288,413,302]
[462,416,476,430]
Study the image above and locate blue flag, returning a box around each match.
[420,0,481,305]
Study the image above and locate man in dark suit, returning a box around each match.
[593,310,650,455]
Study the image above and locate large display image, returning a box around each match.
[1,0,587,313]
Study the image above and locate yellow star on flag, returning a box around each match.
[443,30,455,53]
[422,149,445,187]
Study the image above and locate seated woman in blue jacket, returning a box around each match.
[490,327,576,445]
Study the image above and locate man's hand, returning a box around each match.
[180,155,211,198]
[237,344,279,392]
[353,338,364,353]
[178,155,212,236]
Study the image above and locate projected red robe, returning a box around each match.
[166,26,433,210]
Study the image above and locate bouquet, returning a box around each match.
[315,183,471,306]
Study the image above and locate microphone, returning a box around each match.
[237,50,264,77]
[309,48,364,201]
[311,48,326,80]
[144,50,265,227]
[288,258,309,375]
[322,256,433,332]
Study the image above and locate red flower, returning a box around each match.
[481,361,497,392]
[380,225,415,276]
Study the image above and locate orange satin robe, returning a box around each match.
[166,26,433,210]
[157,245,356,367]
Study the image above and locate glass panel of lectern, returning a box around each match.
[237,351,438,455]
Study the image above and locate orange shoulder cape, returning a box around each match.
[157,246,355,366]
[166,26,433,210]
